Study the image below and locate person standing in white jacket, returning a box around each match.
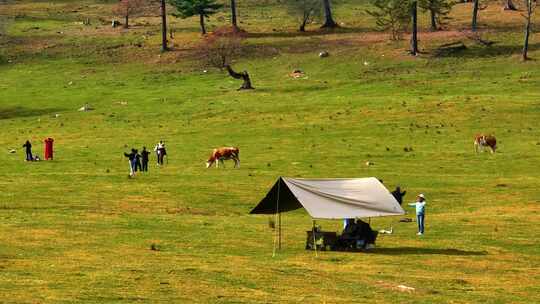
[154,140,166,165]
[408,194,426,235]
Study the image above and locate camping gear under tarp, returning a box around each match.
[251,177,405,255]
[250,177,405,219]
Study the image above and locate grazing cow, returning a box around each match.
[474,134,497,153]
[206,147,240,168]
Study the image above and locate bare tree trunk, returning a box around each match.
[200,14,206,34]
[124,14,129,29]
[160,0,168,51]
[300,12,309,32]
[231,0,238,28]
[504,0,517,10]
[299,21,306,32]
[410,0,419,55]
[321,0,338,28]
[430,8,438,31]
[225,65,254,90]
[472,0,479,32]
[522,0,532,60]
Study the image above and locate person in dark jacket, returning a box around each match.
[23,140,33,161]
[355,219,377,248]
[134,149,142,172]
[391,186,407,205]
[338,219,377,250]
[124,148,137,177]
[140,147,150,172]
[338,220,358,249]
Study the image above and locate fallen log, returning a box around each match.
[466,34,495,47]
[434,41,467,57]
[225,65,254,90]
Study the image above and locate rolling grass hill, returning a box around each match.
[0,0,539,302]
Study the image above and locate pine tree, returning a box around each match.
[170,0,223,34]
[367,0,410,40]
[419,0,454,31]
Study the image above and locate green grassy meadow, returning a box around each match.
[1,0,540,303]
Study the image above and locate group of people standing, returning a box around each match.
[124,141,167,177]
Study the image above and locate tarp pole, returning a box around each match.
[278,212,282,250]
[312,220,318,258]
[277,178,281,250]
[272,212,278,257]
[272,178,281,257]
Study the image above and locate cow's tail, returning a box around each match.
[234,147,240,168]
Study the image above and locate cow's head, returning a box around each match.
[206,157,215,168]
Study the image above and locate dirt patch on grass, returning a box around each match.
[108,196,216,216]
[0,106,66,120]
[165,206,216,216]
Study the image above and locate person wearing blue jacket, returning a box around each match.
[408,194,426,235]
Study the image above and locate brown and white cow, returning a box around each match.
[474,134,497,153]
[206,147,240,168]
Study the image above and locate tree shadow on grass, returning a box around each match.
[430,42,540,59]
[247,26,373,39]
[367,247,488,256]
[0,106,65,120]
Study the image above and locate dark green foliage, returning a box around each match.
[169,0,223,34]
[419,0,455,30]
[170,0,222,18]
[367,0,410,40]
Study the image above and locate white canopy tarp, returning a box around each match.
[250,177,405,219]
